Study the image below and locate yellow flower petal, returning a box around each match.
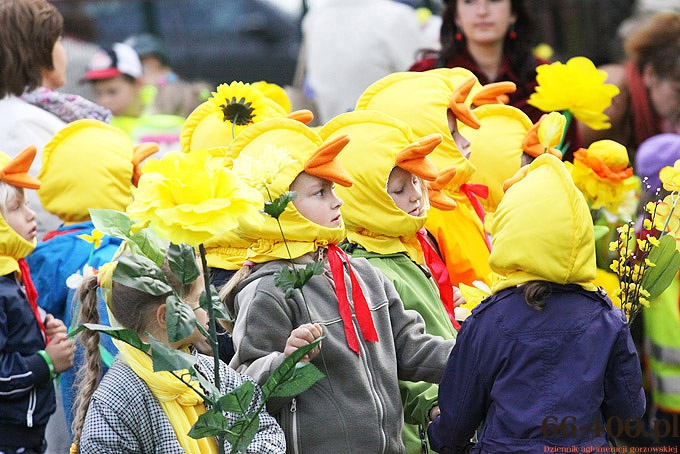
[528,56,620,130]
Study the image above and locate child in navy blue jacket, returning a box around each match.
[0,147,75,454]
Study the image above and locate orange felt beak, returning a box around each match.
[304,134,353,187]
[286,109,315,125]
[427,166,458,210]
[472,81,516,106]
[131,142,160,186]
[396,133,442,181]
[0,145,40,189]
[522,117,563,159]
[450,76,481,130]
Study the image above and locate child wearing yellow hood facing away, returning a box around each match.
[428,154,645,453]
[221,118,455,453]
[319,110,462,453]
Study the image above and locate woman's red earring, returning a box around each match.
[508,24,517,40]
[455,26,463,41]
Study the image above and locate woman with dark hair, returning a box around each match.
[411,0,581,156]
[0,0,110,237]
[411,0,542,118]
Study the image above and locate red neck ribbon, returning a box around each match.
[327,245,379,355]
[18,259,49,344]
[416,230,461,330]
[459,183,492,251]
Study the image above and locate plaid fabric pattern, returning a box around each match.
[79,352,285,453]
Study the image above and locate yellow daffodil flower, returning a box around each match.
[77,229,104,249]
[528,56,620,130]
[127,148,264,247]
[659,159,680,192]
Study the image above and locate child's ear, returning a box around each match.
[155,303,167,331]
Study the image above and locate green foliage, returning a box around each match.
[69,324,149,353]
[263,191,296,219]
[642,234,680,300]
[274,261,325,299]
[148,336,198,373]
[165,294,198,343]
[168,243,201,286]
[112,254,172,296]
[200,284,231,321]
[90,208,166,266]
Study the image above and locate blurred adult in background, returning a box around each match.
[0,0,111,238]
[302,0,425,124]
[579,11,680,167]
[124,33,211,118]
[410,0,581,156]
[55,3,102,101]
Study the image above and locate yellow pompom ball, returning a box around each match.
[587,139,629,171]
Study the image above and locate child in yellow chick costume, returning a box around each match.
[356,70,493,288]
[222,117,455,453]
[428,154,645,453]
[319,109,460,453]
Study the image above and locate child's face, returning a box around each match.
[3,192,37,242]
[387,166,424,217]
[290,172,343,228]
[92,76,141,116]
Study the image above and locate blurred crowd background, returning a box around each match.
[49,0,676,91]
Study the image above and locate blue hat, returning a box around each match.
[636,133,680,192]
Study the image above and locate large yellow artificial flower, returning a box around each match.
[528,56,620,130]
[127,148,263,246]
[659,159,680,193]
[567,139,637,212]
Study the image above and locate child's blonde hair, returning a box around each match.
[0,181,23,218]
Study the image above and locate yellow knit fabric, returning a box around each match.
[114,340,218,454]
[489,154,597,293]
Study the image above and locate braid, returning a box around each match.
[71,274,103,446]
[219,264,252,319]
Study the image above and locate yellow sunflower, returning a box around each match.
[528,56,620,130]
[208,81,272,135]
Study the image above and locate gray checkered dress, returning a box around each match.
[79,352,285,453]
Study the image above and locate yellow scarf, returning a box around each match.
[114,340,218,454]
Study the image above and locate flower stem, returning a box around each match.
[198,243,225,453]
[557,110,572,156]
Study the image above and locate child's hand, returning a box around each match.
[44,314,67,339]
[284,323,323,362]
[45,332,75,374]
[452,286,467,307]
